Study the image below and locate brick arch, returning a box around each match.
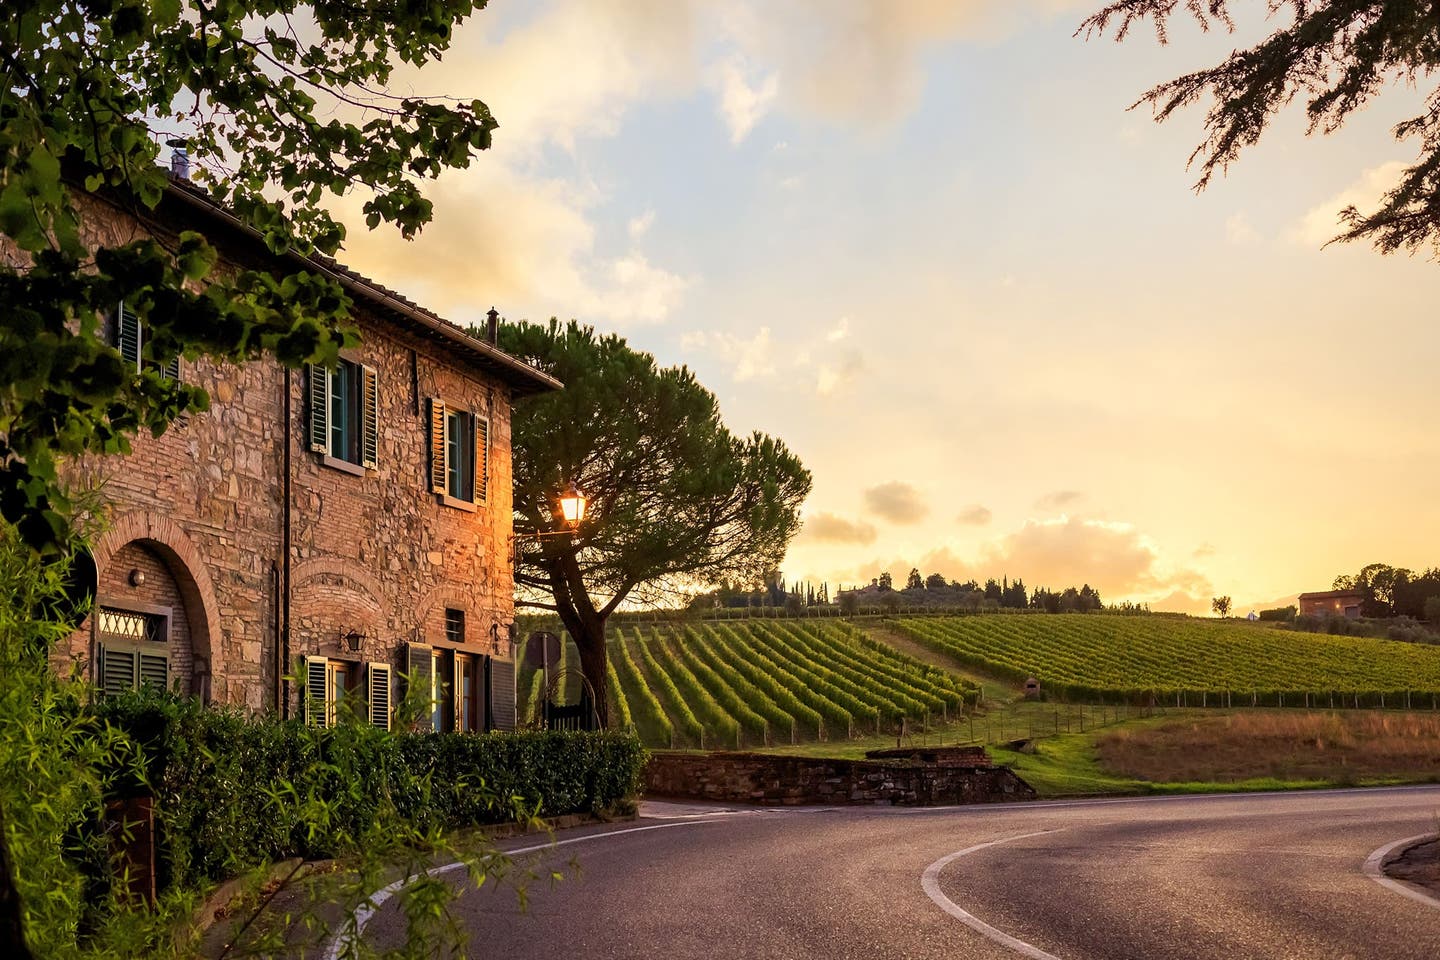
[93,512,223,688]
[415,582,506,650]
[291,557,383,602]
[291,560,383,656]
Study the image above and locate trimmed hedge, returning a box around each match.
[95,693,646,893]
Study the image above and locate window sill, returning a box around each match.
[322,455,367,477]
[440,494,478,513]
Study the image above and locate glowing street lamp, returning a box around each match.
[558,480,587,527]
[511,481,589,567]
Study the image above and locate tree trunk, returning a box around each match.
[0,805,34,960]
[573,616,610,730]
[546,552,615,730]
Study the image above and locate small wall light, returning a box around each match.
[128,569,146,587]
[341,630,366,653]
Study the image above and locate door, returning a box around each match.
[457,653,480,732]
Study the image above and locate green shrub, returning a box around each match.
[96,692,646,894]
[1258,605,1296,622]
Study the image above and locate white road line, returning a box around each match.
[921,830,1066,960]
[1362,833,1440,912]
[322,819,718,960]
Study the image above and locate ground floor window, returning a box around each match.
[97,606,170,698]
[305,657,391,729]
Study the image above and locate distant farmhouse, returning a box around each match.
[1297,590,1367,620]
[15,165,560,731]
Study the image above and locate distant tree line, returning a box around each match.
[688,569,1119,616]
[836,570,1110,614]
[1331,563,1440,621]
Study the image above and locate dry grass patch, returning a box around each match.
[1096,711,1440,785]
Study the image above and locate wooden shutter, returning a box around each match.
[162,355,181,380]
[453,655,465,731]
[403,642,434,721]
[367,662,392,730]
[473,416,490,505]
[138,649,170,691]
[360,364,379,469]
[304,656,328,727]
[488,657,516,732]
[99,645,137,699]
[307,365,329,453]
[117,301,142,370]
[428,397,447,494]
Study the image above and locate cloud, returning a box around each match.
[956,505,992,526]
[798,512,878,546]
[1193,542,1216,559]
[330,1,1072,326]
[1225,213,1259,246]
[719,0,1039,130]
[628,210,656,240]
[863,481,929,524]
[1291,161,1407,247]
[1034,489,1083,510]
[710,56,779,144]
[815,351,864,396]
[334,168,689,327]
[681,326,776,380]
[826,317,851,343]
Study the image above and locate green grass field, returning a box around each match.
[893,615,1440,705]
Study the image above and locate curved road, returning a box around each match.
[363,786,1440,959]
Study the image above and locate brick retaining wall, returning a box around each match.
[644,750,1036,806]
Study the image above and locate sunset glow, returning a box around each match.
[334,1,1440,614]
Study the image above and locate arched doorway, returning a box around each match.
[93,539,209,701]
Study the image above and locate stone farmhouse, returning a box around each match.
[1297,589,1367,620]
[32,176,560,732]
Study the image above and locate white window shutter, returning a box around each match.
[367,662,392,730]
[307,365,329,453]
[474,416,489,505]
[304,656,328,727]
[428,398,447,493]
[360,364,379,469]
[117,301,142,370]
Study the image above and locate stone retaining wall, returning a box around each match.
[644,750,1036,806]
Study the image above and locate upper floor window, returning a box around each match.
[115,301,180,379]
[445,608,465,645]
[428,398,488,506]
[308,360,379,470]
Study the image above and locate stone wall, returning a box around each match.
[644,751,1036,807]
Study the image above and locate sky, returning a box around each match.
[331,0,1440,615]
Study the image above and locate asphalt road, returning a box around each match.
[361,786,1440,959]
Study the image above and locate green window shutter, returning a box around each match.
[99,645,138,699]
[367,662,392,730]
[304,656,328,727]
[428,398,447,494]
[404,642,433,720]
[307,365,329,453]
[488,657,516,732]
[138,650,170,691]
[162,355,181,381]
[117,301,142,370]
[474,416,489,505]
[360,364,379,469]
